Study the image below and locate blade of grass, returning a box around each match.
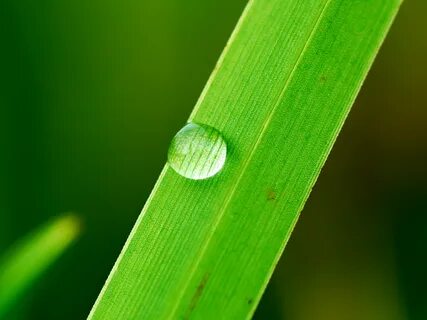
[0,214,80,317]
[89,0,402,318]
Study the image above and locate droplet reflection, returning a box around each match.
[167,123,227,180]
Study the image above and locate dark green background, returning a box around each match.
[1,0,426,319]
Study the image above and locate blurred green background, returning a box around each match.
[1,0,426,319]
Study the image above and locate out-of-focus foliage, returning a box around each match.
[0,214,80,318]
[0,0,425,319]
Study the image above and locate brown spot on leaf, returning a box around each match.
[267,189,277,201]
[320,75,327,83]
[184,272,210,319]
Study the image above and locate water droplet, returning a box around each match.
[167,123,227,180]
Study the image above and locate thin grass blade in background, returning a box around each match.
[89,0,403,318]
[0,214,80,317]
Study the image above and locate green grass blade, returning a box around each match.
[0,214,80,317]
[89,0,402,318]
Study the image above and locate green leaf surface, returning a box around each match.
[89,0,402,319]
[0,214,80,317]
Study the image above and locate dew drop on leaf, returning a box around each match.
[167,123,227,180]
